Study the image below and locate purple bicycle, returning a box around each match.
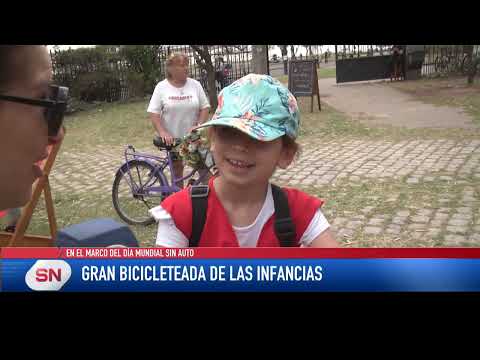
[112,135,215,226]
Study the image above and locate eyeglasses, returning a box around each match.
[0,85,69,136]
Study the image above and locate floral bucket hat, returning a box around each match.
[195,74,300,141]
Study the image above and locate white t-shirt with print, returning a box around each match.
[149,183,330,248]
[147,78,210,138]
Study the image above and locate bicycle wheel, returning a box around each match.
[112,160,168,226]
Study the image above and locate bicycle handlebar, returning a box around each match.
[153,136,182,149]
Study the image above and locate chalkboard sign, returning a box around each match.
[288,60,321,112]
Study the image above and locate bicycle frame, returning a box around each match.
[120,144,213,197]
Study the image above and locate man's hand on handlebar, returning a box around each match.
[159,130,175,146]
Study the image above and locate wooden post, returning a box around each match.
[288,59,321,113]
[44,178,57,238]
[315,60,321,111]
[317,84,322,111]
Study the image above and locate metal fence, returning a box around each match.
[333,45,480,79]
[50,45,253,102]
[335,45,395,60]
[50,49,134,102]
[268,46,325,66]
[421,45,480,77]
[267,46,331,76]
[162,45,252,95]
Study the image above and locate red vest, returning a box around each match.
[161,177,324,247]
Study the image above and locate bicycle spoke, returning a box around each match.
[113,161,163,226]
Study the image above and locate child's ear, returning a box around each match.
[277,145,296,169]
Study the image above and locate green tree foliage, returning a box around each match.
[118,45,166,92]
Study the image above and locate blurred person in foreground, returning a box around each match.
[0,45,66,212]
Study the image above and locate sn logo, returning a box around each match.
[25,260,72,291]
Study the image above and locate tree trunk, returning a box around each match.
[252,45,268,74]
[279,45,288,75]
[207,64,218,110]
[189,45,218,111]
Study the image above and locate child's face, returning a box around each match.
[210,126,295,188]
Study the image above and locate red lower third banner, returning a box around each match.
[3,247,480,259]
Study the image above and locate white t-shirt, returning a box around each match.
[147,78,210,138]
[149,184,330,247]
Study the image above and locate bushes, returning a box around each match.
[71,70,122,102]
[51,46,165,106]
[125,71,146,99]
[118,45,165,92]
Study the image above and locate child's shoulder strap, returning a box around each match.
[189,185,210,247]
[271,184,296,247]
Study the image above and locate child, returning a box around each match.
[150,74,338,248]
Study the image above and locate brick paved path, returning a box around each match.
[50,138,480,246]
[273,139,480,185]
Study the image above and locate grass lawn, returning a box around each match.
[62,100,155,151]
[388,76,480,125]
[276,66,336,84]
[317,67,336,79]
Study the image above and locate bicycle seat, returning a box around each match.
[153,136,181,150]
